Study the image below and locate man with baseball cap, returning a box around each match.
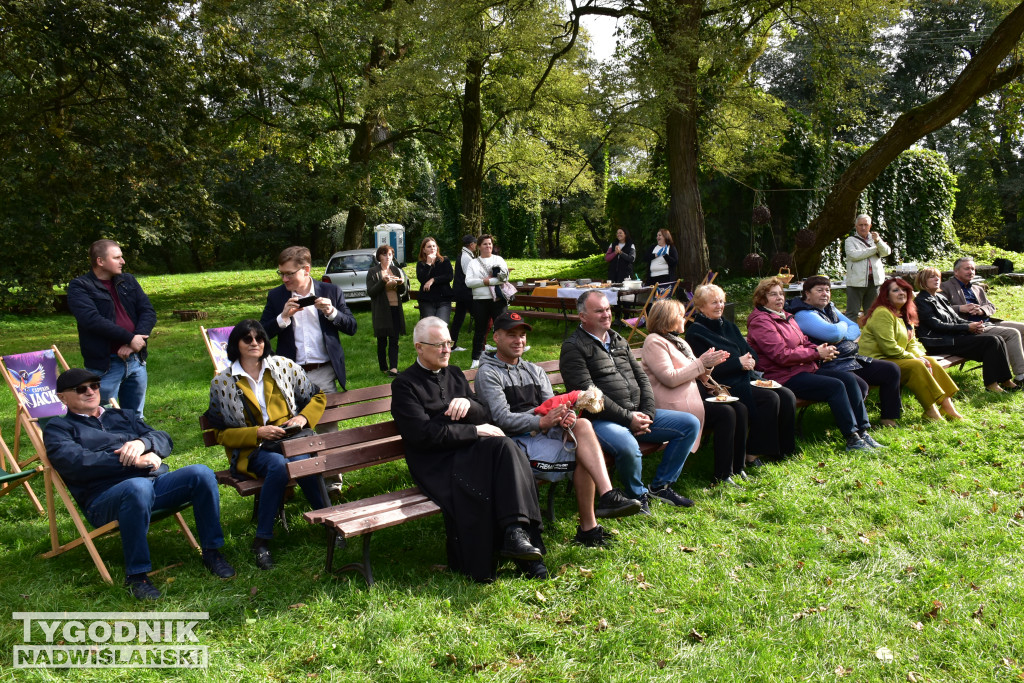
[43,368,234,599]
[476,312,641,547]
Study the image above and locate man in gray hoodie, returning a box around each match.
[475,311,641,547]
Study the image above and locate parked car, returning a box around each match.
[322,248,378,304]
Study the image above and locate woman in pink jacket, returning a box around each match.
[641,299,747,485]
[746,277,881,452]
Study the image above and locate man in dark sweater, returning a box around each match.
[560,291,700,513]
[67,240,156,418]
[390,316,547,581]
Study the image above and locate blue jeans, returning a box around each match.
[89,354,148,418]
[84,465,224,576]
[591,409,701,497]
[419,300,452,324]
[784,370,870,436]
[246,449,328,539]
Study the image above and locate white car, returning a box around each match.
[321,248,378,304]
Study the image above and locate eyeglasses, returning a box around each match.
[73,382,102,395]
[277,267,302,278]
[241,334,265,344]
[419,340,454,350]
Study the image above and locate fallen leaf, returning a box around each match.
[665,527,673,534]
[249,586,258,596]
[875,646,894,663]
[654,608,668,614]
[595,618,609,632]
[911,622,923,631]
[812,477,827,485]
[579,567,593,577]
[817,461,826,468]
[678,546,698,553]
[289,603,306,610]
[907,672,920,682]
[835,665,852,676]
[470,664,486,673]
[535,590,547,602]
[924,601,943,620]
[657,659,667,669]
[688,628,705,643]
[972,604,985,620]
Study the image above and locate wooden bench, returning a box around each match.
[508,294,581,332]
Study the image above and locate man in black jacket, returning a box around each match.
[560,291,700,513]
[390,316,547,582]
[67,240,156,418]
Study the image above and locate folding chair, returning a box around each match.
[2,346,199,584]
[201,325,234,375]
[0,426,43,506]
[624,279,683,344]
[683,271,718,323]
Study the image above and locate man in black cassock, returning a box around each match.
[390,316,548,581]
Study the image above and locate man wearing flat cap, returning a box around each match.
[43,368,234,599]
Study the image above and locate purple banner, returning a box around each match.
[206,326,234,373]
[3,349,67,419]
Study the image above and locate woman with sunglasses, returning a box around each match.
[204,319,329,570]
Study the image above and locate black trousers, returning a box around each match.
[749,385,797,457]
[450,298,472,347]
[376,305,403,371]
[852,359,902,420]
[923,334,1012,386]
[704,399,748,479]
[471,298,507,360]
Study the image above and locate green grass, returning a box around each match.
[2,262,1024,681]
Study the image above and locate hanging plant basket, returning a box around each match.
[752,205,771,226]
[742,253,765,275]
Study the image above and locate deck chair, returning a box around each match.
[0,426,43,506]
[201,325,234,374]
[624,279,683,344]
[2,346,199,584]
[682,271,718,323]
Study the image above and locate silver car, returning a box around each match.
[321,248,377,304]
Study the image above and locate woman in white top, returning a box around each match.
[464,234,510,368]
[844,214,891,321]
[643,229,679,286]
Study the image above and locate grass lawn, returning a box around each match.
[2,260,1024,681]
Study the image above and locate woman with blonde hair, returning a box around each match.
[859,277,963,421]
[642,298,746,484]
[913,267,1016,393]
[685,283,797,462]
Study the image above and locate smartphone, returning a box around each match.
[296,295,316,307]
[282,423,302,436]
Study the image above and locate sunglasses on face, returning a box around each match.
[73,382,102,395]
[241,334,265,344]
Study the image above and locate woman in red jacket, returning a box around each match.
[746,277,881,452]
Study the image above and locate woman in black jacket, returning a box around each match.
[642,229,678,286]
[415,237,453,323]
[605,228,636,283]
[366,245,410,377]
[913,268,1016,392]
[685,284,797,462]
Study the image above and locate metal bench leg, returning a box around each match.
[251,492,261,523]
[795,405,808,439]
[337,533,375,587]
[325,528,338,573]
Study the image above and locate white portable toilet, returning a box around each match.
[374,223,406,264]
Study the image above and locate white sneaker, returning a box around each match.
[453,346,467,352]
[484,344,497,352]
[470,359,480,369]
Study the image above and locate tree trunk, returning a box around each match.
[459,56,486,236]
[659,0,710,288]
[793,1,1024,275]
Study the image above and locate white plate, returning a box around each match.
[705,395,739,403]
[750,380,782,389]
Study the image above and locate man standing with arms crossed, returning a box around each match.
[68,239,156,418]
[475,311,641,547]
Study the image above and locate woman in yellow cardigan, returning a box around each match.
[205,319,328,570]
[859,278,963,421]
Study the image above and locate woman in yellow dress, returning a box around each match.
[859,278,963,421]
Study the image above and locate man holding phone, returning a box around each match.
[260,245,357,437]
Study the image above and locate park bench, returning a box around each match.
[202,355,663,585]
[508,294,581,332]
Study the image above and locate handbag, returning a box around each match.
[604,245,616,262]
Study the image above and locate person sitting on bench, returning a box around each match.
[391,316,549,582]
[44,368,235,600]
[475,311,641,548]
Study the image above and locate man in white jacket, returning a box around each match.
[844,214,892,320]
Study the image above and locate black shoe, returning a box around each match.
[514,559,549,579]
[746,457,766,468]
[573,524,613,548]
[500,526,543,561]
[638,492,653,515]
[125,574,162,600]
[252,540,274,571]
[715,475,742,489]
[858,431,884,449]
[737,470,749,481]
[595,488,642,518]
[649,484,694,508]
[202,549,236,579]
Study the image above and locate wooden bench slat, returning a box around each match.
[286,435,405,479]
[306,488,432,525]
[334,500,441,538]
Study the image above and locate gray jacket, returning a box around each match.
[475,352,553,435]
